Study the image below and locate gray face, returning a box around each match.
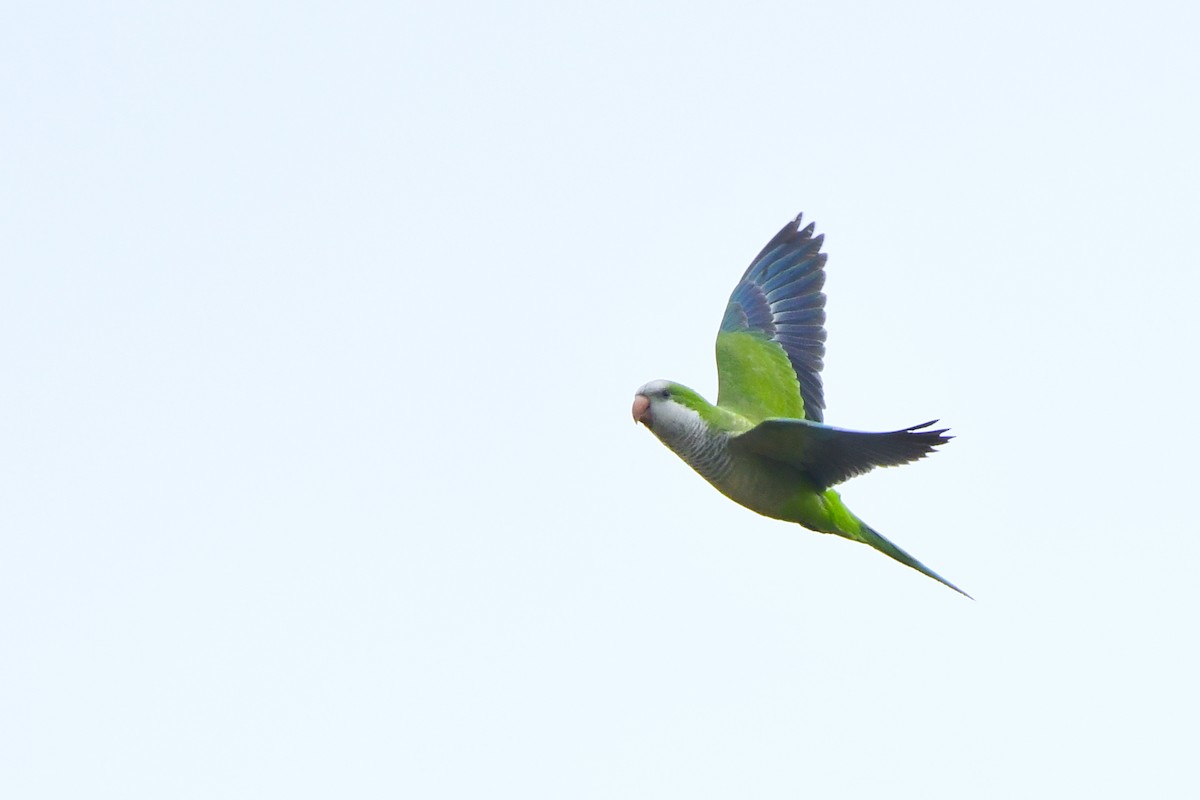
[632,380,671,428]
[634,385,705,452]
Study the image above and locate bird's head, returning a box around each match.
[632,379,711,436]
[632,380,673,428]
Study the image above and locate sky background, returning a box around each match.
[4,1,1199,797]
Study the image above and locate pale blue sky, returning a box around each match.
[4,2,1199,798]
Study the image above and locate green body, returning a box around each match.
[673,378,961,594]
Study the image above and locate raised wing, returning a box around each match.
[729,418,952,492]
[716,214,827,423]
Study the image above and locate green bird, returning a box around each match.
[633,214,968,597]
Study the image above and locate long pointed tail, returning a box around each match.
[850,518,972,599]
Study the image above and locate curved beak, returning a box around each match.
[632,393,651,426]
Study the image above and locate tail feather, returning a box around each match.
[848,519,972,599]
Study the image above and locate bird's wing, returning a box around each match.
[716,214,827,424]
[729,418,951,492]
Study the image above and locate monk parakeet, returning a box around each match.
[633,214,968,597]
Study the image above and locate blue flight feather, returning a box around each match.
[719,214,828,421]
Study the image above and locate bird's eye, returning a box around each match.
[660,389,671,398]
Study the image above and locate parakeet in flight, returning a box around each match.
[633,214,968,596]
